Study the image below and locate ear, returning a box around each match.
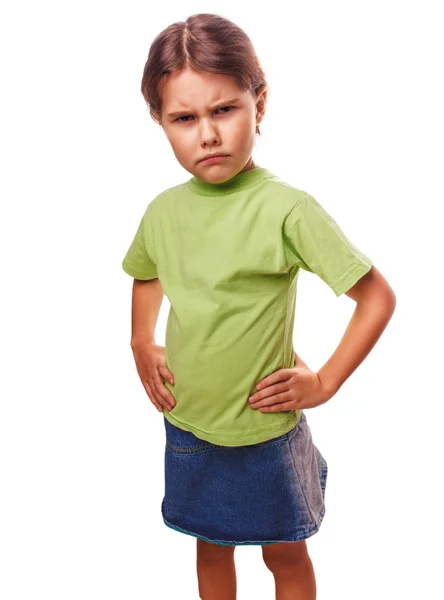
[255,85,268,125]
[153,109,162,126]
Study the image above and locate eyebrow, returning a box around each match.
[167,98,241,119]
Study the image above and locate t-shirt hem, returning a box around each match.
[122,259,158,280]
[163,410,301,447]
[331,260,373,297]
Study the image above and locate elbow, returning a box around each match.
[382,280,397,314]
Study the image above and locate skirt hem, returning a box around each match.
[161,498,326,547]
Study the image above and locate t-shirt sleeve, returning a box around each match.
[121,205,158,280]
[282,192,373,297]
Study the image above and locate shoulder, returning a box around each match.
[263,174,310,214]
[266,175,338,223]
[142,181,189,215]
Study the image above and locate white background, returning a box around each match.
[1,1,442,598]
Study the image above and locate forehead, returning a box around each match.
[161,67,249,111]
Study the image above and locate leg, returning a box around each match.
[262,539,316,600]
[196,538,237,600]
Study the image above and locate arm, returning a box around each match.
[129,278,176,412]
[130,278,164,349]
[317,265,396,395]
[294,352,310,370]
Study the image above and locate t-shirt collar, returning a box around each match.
[188,167,276,196]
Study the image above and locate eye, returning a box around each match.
[175,114,193,123]
[216,106,234,115]
[175,106,235,123]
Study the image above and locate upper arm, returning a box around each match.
[344,265,396,307]
[122,204,158,280]
[282,193,374,297]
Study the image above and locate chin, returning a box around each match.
[202,170,229,181]
[198,165,239,183]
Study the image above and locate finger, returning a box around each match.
[158,365,175,385]
[142,379,164,413]
[259,400,296,412]
[256,369,292,390]
[250,390,289,409]
[249,382,288,404]
[150,377,175,411]
[152,374,176,410]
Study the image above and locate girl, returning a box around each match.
[122,12,396,600]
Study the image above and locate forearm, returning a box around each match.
[317,298,396,396]
[294,352,310,370]
[130,278,164,348]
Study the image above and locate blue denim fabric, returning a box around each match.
[161,411,328,546]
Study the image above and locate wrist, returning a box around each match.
[130,335,156,350]
[316,370,341,398]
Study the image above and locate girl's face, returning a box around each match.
[159,66,265,183]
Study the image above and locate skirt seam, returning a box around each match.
[286,436,315,523]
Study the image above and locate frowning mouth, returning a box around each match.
[199,154,229,164]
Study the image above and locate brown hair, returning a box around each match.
[140,13,268,136]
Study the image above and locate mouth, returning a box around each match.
[199,154,229,164]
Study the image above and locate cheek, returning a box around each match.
[233,110,255,134]
[230,117,255,146]
[168,130,191,152]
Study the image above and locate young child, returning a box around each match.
[122,12,396,600]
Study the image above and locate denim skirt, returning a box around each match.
[161,411,328,546]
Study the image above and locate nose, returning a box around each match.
[199,118,220,147]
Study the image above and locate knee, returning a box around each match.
[262,540,309,574]
[197,538,235,562]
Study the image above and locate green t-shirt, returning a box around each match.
[122,167,372,446]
